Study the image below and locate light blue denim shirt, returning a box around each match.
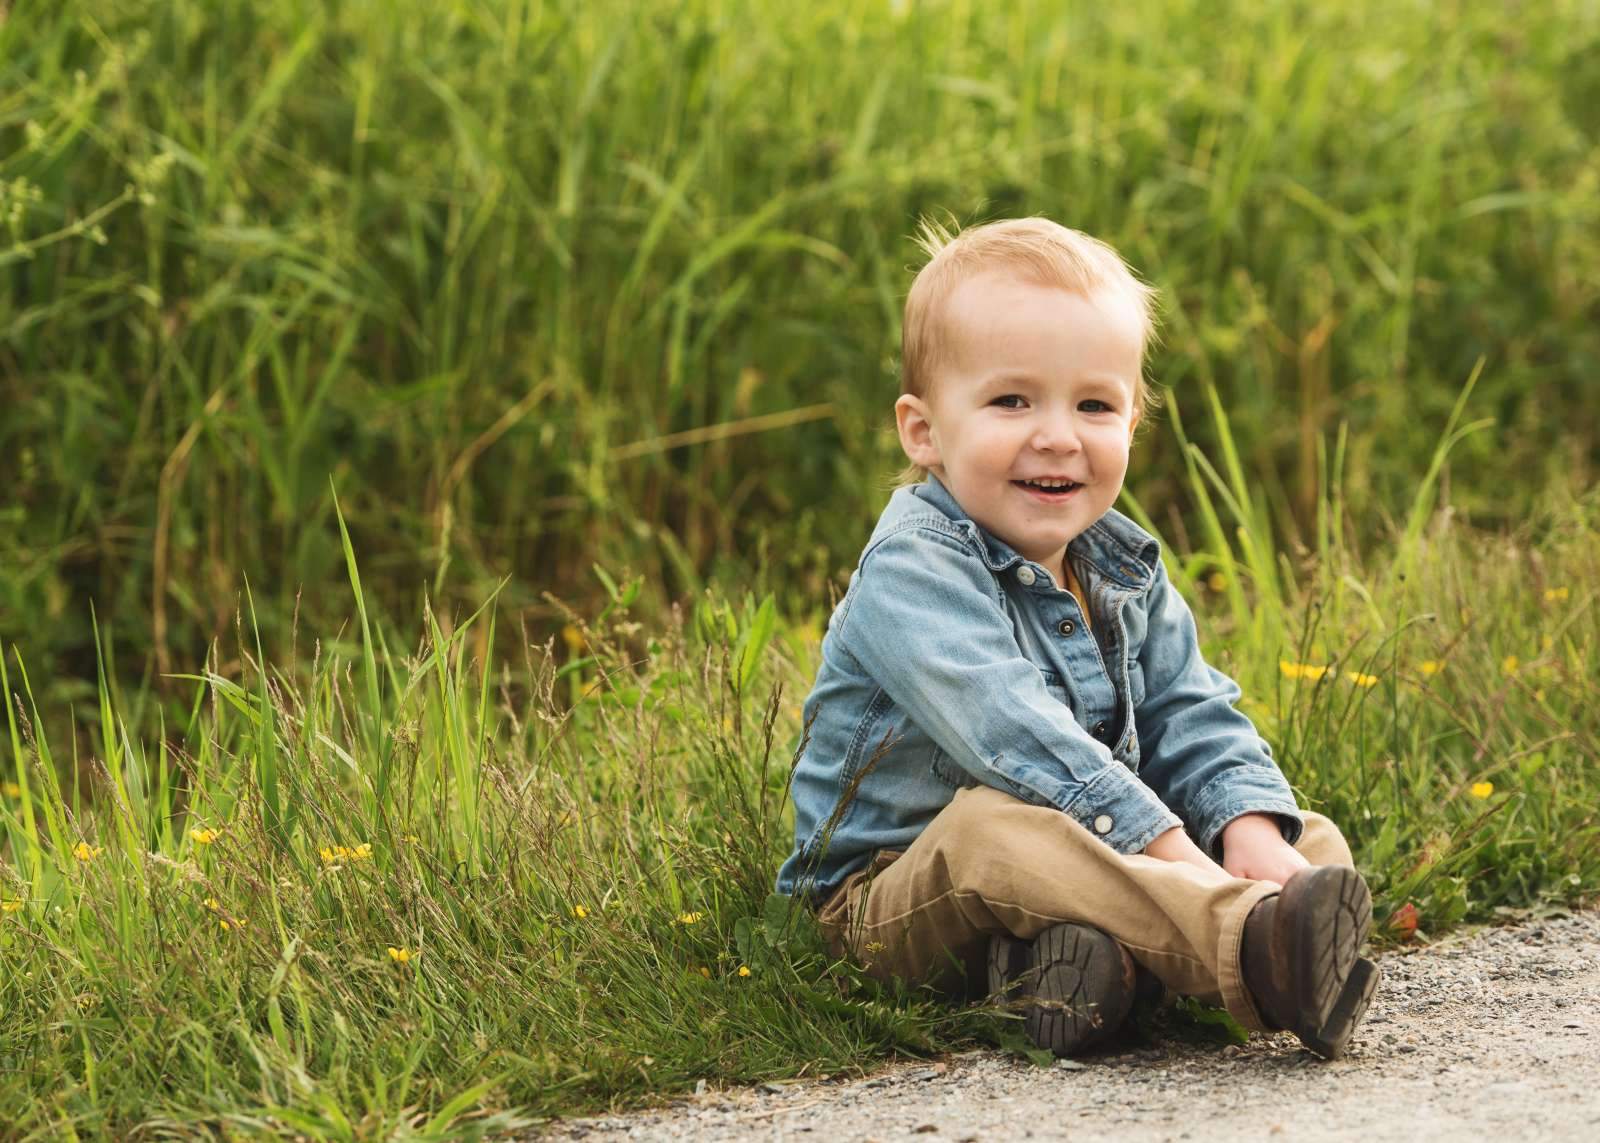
[776,474,1303,901]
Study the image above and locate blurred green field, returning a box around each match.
[3,0,1598,713]
[3,0,1600,1136]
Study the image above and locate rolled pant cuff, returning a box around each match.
[1217,880,1281,1033]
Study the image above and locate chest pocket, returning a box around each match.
[929,671,1071,789]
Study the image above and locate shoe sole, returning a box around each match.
[1299,956,1380,1060]
[1277,866,1372,1043]
[988,924,1133,1057]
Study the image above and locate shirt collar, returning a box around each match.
[910,473,1161,591]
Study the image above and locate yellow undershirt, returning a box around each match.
[1061,559,1092,630]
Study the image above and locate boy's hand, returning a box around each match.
[1220,812,1309,887]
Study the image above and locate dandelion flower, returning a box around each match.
[71,842,103,862]
[190,828,219,845]
[864,940,886,954]
[202,897,221,912]
[737,965,751,978]
[220,916,246,931]
[1470,781,1494,799]
[1420,660,1443,677]
[1346,671,1380,688]
[1206,571,1228,592]
[1280,661,1331,681]
[571,904,589,919]
[2,899,23,913]
[1501,655,1520,676]
[674,911,705,926]
[2,781,20,798]
[388,946,415,963]
[1544,586,1570,602]
[319,842,374,865]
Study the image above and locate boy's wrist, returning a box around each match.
[1220,812,1287,848]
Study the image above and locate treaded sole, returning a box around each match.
[1021,924,1133,1057]
[1280,865,1372,1034]
[1299,956,1380,1060]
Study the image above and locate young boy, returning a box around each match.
[776,217,1377,1059]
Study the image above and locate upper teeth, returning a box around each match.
[1029,478,1074,488]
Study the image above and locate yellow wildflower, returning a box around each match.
[864,940,886,954]
[1501,655,1520,676]
[387,946,415,963]
[737,965,752,978]
[319,842,373,865]
[1346,671,1380,688]
[2,899,23,913]
[674,911,705,926]
[561,624,585,653]
[696,965,711,979]
[1280,661,1332,681]
[1420,660,1443,677]
[2,782,20,798]
[1470,781,1494,799]
[220,915,247,931]
[1206,571,1227,592]
[1544,586,1570,602]
[571,904,589,919]
[190,827,219,845]
[71,842,103,862]
[202,897,221,911]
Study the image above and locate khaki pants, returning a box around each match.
[815,785,1355,1032]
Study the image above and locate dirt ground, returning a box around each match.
[542,908,1600,1142]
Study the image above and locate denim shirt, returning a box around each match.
[776,474,1303,901]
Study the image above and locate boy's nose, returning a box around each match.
[1031,412,1081,452]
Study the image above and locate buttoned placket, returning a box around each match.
[1015,561,1118,747]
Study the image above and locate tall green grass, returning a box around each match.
[3,461,1597,1135]
[3,0,1598,717]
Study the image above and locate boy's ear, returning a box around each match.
[895,393,941,470]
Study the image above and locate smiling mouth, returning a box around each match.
[1013,478,1082,494]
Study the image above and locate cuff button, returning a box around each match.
[1093,814,1113,835]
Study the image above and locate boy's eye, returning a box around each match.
[1079,399,1113,413]
[992,395,1025,409]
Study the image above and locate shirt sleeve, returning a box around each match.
[1132,557,1305,858]
[836,526,1181,855]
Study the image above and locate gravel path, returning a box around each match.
[543,908,1600,1142]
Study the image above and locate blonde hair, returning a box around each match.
[894,216,1162,486]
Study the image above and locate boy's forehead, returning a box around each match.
[934,271,1144,371]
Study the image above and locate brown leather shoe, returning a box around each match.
[988,923,1137,1056]
[1241,865,1376,1059]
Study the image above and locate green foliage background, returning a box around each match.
[3,0,1598,711]
[2,0,1599,1136]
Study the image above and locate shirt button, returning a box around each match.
[1016,566,1036,586]
[1093,814,1113,835]
[1092,720,1109,740]
[1057,618,1075,637]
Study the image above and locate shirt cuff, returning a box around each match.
[1062,766,1184,855]
[1189,771,1305,860]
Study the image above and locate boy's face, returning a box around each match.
[895,273,1143,579]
